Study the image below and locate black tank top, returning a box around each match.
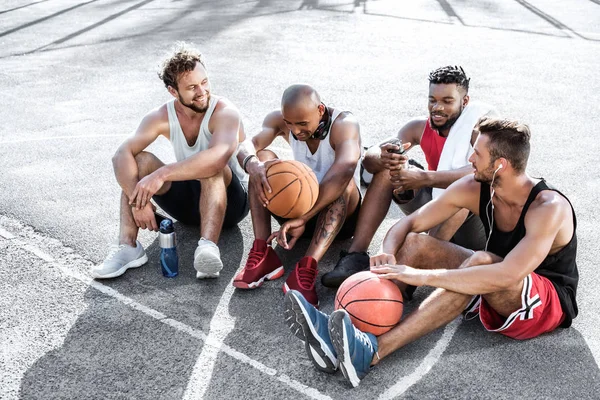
[479,179,578,327]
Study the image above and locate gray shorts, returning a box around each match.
[393,186,486,251]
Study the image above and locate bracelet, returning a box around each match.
[243,154,257,172]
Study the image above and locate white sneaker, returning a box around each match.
[92,240,148,279]
[194,238,223,279]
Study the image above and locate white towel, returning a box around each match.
[432,101,496,200]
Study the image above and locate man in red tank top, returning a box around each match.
[322,66,494,289]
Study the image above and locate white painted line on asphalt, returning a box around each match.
[21,244,55,262]
[377,318,461,400]
[0,227,16,239]
[2,223,330,400]
[182,279,238,400]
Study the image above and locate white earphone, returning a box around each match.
[485,162,503,251]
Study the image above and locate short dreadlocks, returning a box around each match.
[428,66,470,93]
[158,42,206,90]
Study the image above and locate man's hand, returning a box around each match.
[380,142,409,171]
[267,218,306,250]
[370,252,397,267]
[370,262,426,287]
[131,202,159,231]
[389,166,428,192]
[247,159,281,207]
[130,170,165,210]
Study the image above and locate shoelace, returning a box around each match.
[355,329,374,354]
[245,246,264,269]
[105,244,127,260]
[298,262,317,289]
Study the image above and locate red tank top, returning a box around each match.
[420,119,446,171]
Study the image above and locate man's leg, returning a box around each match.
[93,151,171,279]
[306,180,360,262]
[233,149,284,289]
[347,169,394,253]
[198,166,232,243]
[249,149,279,240]
[282,181,360,306]
[375,249,498,362]
[193,166,233,279]
[119,151,172,246]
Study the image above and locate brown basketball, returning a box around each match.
[265,160,319,219]
[335,271,404,336]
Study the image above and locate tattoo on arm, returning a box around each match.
[311,196,347,249]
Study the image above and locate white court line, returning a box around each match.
[378,318,462,400]
[4,226,331,400]
[182,279,238,400]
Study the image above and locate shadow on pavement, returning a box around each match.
[19,223,245,399]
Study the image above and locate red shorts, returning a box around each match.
[465,273,565,340]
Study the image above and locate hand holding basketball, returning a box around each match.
[370,252,397,267]
[247,159,282,207]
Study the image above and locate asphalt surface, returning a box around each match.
[1,0,600,399]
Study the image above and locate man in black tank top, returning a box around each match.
[288,116,579,388]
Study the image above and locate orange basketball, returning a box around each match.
[265,160,319,219]
[335,271,404,336]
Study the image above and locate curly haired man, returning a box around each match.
[92,42,248,280]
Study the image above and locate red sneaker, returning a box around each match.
[233,239,284,289]
[283,256,319,307]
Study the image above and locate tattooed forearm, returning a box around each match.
[311,196,347,249]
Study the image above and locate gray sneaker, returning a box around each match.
[194,238,223,279]
[92,240,148,279]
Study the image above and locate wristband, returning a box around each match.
[243,154,257,172]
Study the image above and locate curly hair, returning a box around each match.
[428,65,470,92]
[158,42,206,90]
[476,116,531,173]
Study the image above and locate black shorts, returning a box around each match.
[152,174,249,229]
[273,189,362,240]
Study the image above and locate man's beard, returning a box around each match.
[179,93,210,113]
[430,104,463,131]
[474,163,497,185]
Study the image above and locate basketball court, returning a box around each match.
[1,0,600,399]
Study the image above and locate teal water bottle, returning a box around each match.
[159,219,178,278]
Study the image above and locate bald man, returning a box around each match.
[233,85,362,307]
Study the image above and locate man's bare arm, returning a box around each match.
[112,108,166,199]
[300,114,361,222]
[395,194,567,295]
[381,175,480,255]
[362,118,425,174]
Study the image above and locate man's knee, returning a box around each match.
[459,251,500,269]
[200,165,232,187]
[133,151,162,178]
[395,232,422,259]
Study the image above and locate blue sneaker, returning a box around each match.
[283,290,338,373]
[329,309,377,387]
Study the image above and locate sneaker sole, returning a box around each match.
[92,254,148,279]
[329,310,361,388]
[282,282,319,308]
[194,249,223,279]
[284,292,337,374]
[232,266,284,289]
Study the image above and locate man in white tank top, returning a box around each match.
[233,84,362,307]
[92,42,249,280]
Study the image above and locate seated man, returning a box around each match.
[92,42,249,279]
[284,117,578,387]
[233,84,362,307]
[322,66,495,288]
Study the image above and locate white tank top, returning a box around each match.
[289,109,361,189]
[167,96,248,185]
